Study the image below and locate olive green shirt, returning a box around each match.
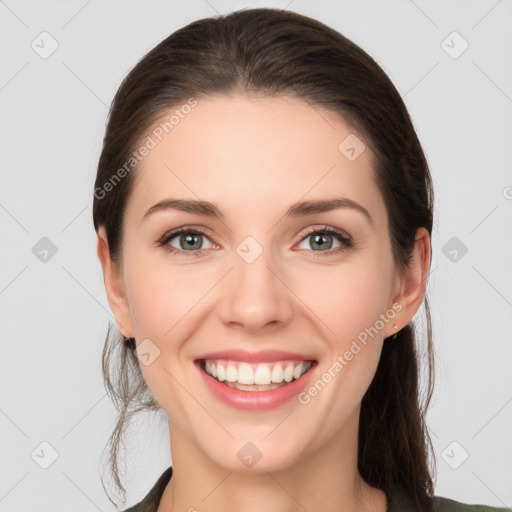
[122,466,511,512]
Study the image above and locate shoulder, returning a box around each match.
[120,466,174,512]
[433,496,512,512]
[387,486,511,512]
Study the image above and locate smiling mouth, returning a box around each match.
[197,359,317,392]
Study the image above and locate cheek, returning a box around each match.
[124,252,209,339]
[293,256,392,399]
[123,259,204,415]
[293,256,394,339]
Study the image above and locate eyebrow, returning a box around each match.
[143,197,373,226]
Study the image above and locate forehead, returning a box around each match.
[127,94,386,227]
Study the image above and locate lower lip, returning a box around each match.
[195,361,317,411]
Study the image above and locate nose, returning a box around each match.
[217,247,294,334]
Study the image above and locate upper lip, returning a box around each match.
[195,349,316,364]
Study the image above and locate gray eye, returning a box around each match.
[168,232,214,251]
[298,232,341,252]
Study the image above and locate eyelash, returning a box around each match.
[157,225,353,258]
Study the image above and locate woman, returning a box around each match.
[93,8,511,512]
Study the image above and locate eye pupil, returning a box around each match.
[182,233,202,250]
[311,233,332,251]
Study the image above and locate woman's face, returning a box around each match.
[99,93,428,472]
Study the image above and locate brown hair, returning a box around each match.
[93,7,436,509]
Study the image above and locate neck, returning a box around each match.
[158,414,387,512]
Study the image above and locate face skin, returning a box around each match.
[97,94,430,512]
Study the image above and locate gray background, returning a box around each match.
[1,0,511,510]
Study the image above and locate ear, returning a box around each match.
[96,225,133,338]
[384,227,431,337]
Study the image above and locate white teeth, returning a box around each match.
[224,381,284,392]
[226,364,237,382]
[283,363,294,382]
[254,364,272,385]
[216,363,226,382]
[237,363,254,385]
[203,360,312,386]
[293,363,305,380]
[271,364,283,383]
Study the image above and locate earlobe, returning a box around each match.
[96,226,133,338]
[387,227,431,337]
